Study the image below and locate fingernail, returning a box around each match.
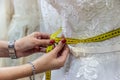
[61,39,66,43]
[50,40,55,44]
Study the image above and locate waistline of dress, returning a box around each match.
[69,44,120,57]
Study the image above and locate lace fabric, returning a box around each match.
[40,0,120,80]
[41,0,120,51]
[65,53,120,80]
[43,0,120,46]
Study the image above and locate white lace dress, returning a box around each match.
[40,0,120,80]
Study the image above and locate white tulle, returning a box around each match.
[40,0,120,80]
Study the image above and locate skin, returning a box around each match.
[0,32,69,80]
[0,32,51,58]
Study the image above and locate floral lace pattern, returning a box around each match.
[40,0,120,80]
[65,53,120,80]
[42,0,120,47]
[76,58,99,80]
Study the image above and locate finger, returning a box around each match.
[32,32,50,39]
[36,39,55,46]
[56,35,65,57]
[31,32,41,37]
[39,47,46,52]
[40,33,50,39]
[57,45,69,62]
[33,48,46,53]
[35,46,47,52]
[25,47,46,54]
[50,38,66,55]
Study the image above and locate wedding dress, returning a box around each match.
[4,0,43,80]
[40,0,120,80]
[8,0,40,40]
[0,0,13,40]
[0,0,14,67]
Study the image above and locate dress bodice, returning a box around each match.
[40,1,120,80]
[41,0,120,47]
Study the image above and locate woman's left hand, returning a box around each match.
[15,32,54,58]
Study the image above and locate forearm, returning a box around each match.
[0,41,9,57]
[0,60,46,80]
[0,64,32,80]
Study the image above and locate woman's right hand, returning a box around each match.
[33,39,70,73]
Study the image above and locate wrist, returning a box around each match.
[8,41,17,59]
[14,40,20,52]
[32,56,50,73]
[32,60,43,73]
[1,41,9,57]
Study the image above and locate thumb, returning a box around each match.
[50,39,66,55]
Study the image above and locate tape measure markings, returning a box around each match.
[45,27,120,80]
[54,28,120,44]
[45,27,62,80]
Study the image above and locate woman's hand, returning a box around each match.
[33,39,70,73]
[0,39,69,80]
[15,32,54,58]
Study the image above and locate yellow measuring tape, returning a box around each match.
[55,28,120,44]
[45,27,120,80]
[45,27,62,80]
